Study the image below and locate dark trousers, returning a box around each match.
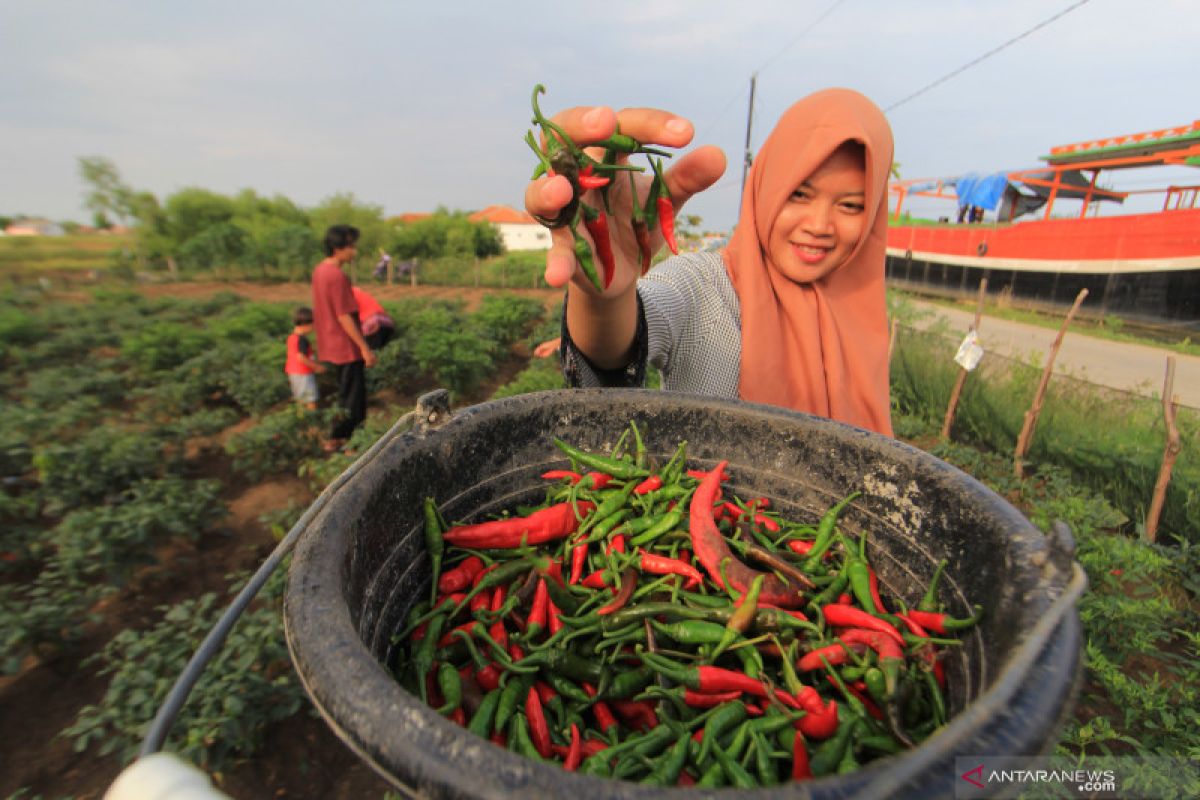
[331,360,367,440]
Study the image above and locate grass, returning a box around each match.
[0,233,134,275]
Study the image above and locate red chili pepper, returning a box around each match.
[607,534,627,555]
[683,689,743,708]
[797,641,866,672]
[641,651,768,696]
[754,513,780,532]
[527,578,550,637]
[582,206,616,290]
[837,593,853,605]
[838,628,905,697]
[525,686,552,758]
[612,699,658,732]
[442,500,593,548]
[759,602,809,622]
[788,540,816,556]
[581,571,608,589]
[490,731,507,747]
[833,675,884,720]
[637,549,703,588]
[437,620,477,648]
[489,585,506,612]
[651,158,679,255]
[569,538,588,585]
[563,723,583,771]
[896,613,930,639]
[934,657,946,689]
[822,604,905,646]
[793,731,813,780]
[488,619,508,652]
[628,172,653,275]
[905,607,982,634]
[576,164,610,190]
[476,663,502,692]
[582,682,619,735]
[449,707,466,726]
[548,599,564,635]
[469,589,490,614]
[868,568,888,615]
[541,469,582,482]
[437,555,484,593]
[596,568,638,615]
[689,461,804,608]
[634,475,663,495]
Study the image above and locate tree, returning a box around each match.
[78,157,136,225]
[390,209,503,260]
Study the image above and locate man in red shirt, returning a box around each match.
[312,225,377,451]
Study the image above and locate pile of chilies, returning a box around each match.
[525,84,679,292]
[397,425,982,786]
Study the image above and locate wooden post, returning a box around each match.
[1014,288,1089,478]
[1144,357,1181,543]
[941,279,988,441]
[387,256,395,285]
[410,260,418,287]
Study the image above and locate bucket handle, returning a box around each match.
[851,539,1089,799]
[136,391,451,758]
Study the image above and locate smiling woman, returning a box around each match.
[534,87,895,436]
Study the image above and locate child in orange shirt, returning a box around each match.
[285,307,326,410]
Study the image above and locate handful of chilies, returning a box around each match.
[525,84,679,291]
[396,422,983,786]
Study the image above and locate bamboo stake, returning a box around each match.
[887,317,899,366]
[1014,288,1089,478]
[941,279,988,441]
[1144,357,1181,544]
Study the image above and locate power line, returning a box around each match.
[694,0,848,142]
[884,0,1092,114]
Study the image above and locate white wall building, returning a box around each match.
[468,206,551,252]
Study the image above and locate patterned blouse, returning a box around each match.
[561,251,743,396]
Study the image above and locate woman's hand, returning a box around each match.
[524,105,727,296]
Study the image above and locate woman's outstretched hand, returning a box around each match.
[523,105,727,295]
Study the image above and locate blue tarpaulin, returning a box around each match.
[953,172,1009,211]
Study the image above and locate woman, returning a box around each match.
[526,88,893,436]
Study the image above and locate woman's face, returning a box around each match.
[767,143,867,283]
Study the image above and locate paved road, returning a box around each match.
[905,301,1200,410]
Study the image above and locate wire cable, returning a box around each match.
[884,0,1092,113]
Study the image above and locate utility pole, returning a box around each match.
[740,73,758,201]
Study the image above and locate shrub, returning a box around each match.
[472,293,546,347]
[0,564,102,674]
[225,408,327,481]
[490,357,565,399]
[409,305,497,398]
[122,322,214,372]
[62,566,304,769]
[33,427,173,512]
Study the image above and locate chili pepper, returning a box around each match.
[648,618,729,647]
[868,568,888,615]
[435,662,462,714]
[469,688,501,738]
[524,686,552,758]
[413,614,445,705]
[839,628,905,698]
[640,651,768,696]
[562,723,584,771]
[580,485,637,536]
[690,461,805,609]
[424,497,445,605]
[495,674,531,734]
[711,740,757,789]
[525,578,550,639]
[637,549,703,588]
[924,669,947,727]
[698,702,747,764]
[580,571,608,590]
[581,204,616,290]
[570,223,603,292]
[645,730,691,787]
[626,171,654,276]
[749,729,777,786]
[837,676,884,721]
[808,711,855,776]
[802,492,862,572]
[612,698,658,731]
[634,475,662,495]
[627,510,682,548]
[822,604,905,646]
[576,164,610,190]
[712,574,763,661]
[738,542,817,592]
[598,666,654,700]
[792,730,813,780]
[863,667,888,706]
[788,539,816,557]
[569,538,588,585]
[797,641,864,672]
[508,713,544,761]
[554,438,646,480]
[596,567,638,615]
[904,606,982,634]
[443,501,592,549]
[475,663,502,693]
[919,559,949,611]
[581,682,620,738]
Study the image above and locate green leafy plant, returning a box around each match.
[225,408,327,481]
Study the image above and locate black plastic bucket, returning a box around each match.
[284,389,1084,799]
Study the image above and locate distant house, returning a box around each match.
[5,218,64,237]
[468,205,550,252]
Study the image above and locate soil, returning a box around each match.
[0,282,556,800]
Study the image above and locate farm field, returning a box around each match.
[2,281,1197,799]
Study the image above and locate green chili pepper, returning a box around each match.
[864,667,889,706]
[750,729,778,786]
[712,740,757,789]
[919,559,949,611]
[424,497,445,605]
[802,491,861,572]
[508,713,544,761]
[628,510,684,548]
[469,689,501,737]
[435,662,462,714]
[699,702,747,764]
[809,710,855,776]
[644,728,691,787]
[413,614,445,705]
[554,438,647,480]
[495,673,532,734]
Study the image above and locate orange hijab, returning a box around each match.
[723,88,894,436]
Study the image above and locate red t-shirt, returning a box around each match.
[311,258,360,364]
[351,286,385,320]
[285,332,314,375]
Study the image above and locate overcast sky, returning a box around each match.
[2,0,1195,231]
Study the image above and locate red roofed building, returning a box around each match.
[468,205,550,252]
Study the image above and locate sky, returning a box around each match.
[2,0,1196,232]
